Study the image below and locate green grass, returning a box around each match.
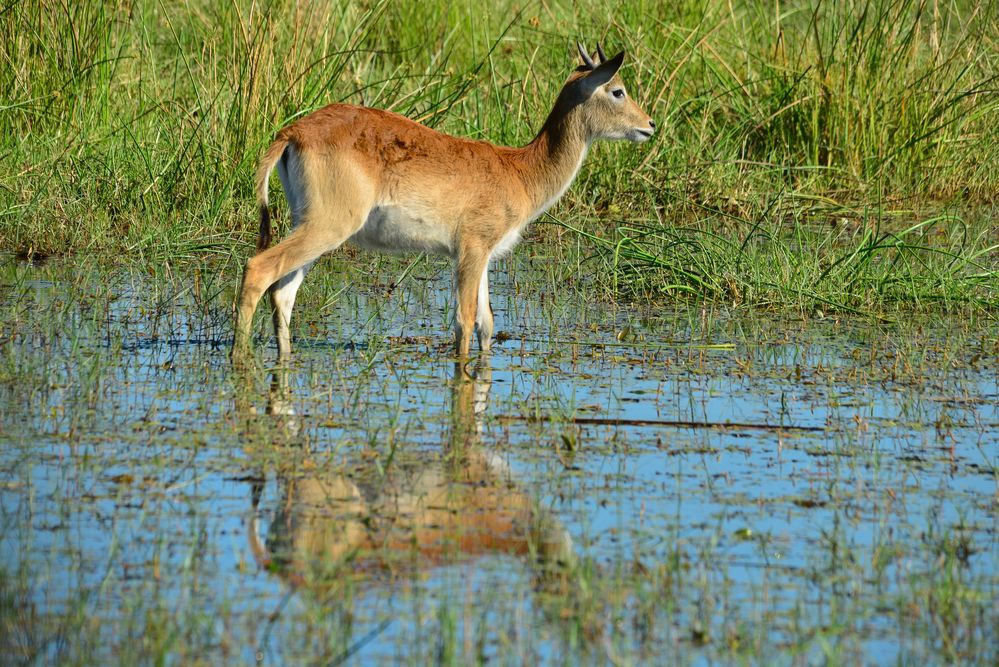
[1,0,997,307]
[548,201,998,315]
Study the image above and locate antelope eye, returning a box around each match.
[612,89,626,99]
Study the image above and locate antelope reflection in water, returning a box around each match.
[243,357,574,592]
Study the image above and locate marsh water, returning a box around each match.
[1,253,996,665]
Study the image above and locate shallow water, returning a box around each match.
[0,253,996,665]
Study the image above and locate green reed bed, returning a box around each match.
[551,201,998,314]
[2,0,997,304]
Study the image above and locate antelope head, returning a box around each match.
[551,42,656,144]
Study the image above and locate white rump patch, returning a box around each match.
[276,144,307,228]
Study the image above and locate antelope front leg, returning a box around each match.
[454,248,489,357]
[475,262,493,351]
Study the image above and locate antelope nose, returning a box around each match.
[649,119,656,131]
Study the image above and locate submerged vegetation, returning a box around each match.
[1,0,997,312]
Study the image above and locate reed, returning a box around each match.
[1,0,996,311]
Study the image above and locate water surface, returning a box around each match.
[1,254,996,665]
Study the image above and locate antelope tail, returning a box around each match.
[254,138,289,251]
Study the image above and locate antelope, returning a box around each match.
[233,43,654,359]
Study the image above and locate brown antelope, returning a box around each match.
[234,43,654,359]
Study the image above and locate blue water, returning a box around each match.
[0,256,996,664]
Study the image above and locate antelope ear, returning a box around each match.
[581,50,624,92]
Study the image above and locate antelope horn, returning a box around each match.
[577,42,595,70]
[596,43,607,64]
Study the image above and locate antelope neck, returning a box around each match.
[514,105,590,217]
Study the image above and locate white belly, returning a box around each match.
[351,205,453,255]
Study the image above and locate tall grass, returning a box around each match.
[640,0,999,196]
[551,202,999,314]
[0,0,508,256]
[0,0,996,309]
